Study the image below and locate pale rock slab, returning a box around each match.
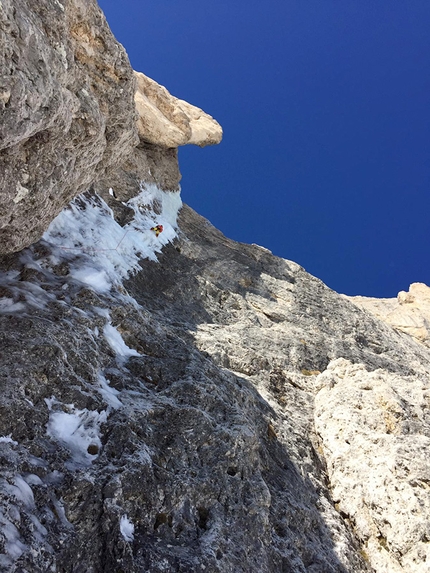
[134,71,223,148]
[348,283,430,347]
[315,358,430,573]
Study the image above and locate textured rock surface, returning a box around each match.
[1,1,430,571]
[0,195,429,571]
[0,0,138,253]
[349,283,430,347]
[315,359,430,572]
[134,72,223,148]
[0,1,221,254]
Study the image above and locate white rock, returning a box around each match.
[348,283,430,346]
[315,359,430,572]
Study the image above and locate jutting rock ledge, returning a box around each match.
[0,0,221,254]
[0,1,429,572]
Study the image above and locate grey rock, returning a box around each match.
[0,0,216,254]
[0,0,138,253]
[1,1,429,571]
[0,196,429,572]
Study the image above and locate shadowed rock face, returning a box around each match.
[0,201,429,572]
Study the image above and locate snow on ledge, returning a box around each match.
[43,184,182,293]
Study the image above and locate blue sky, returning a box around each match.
[98,0,430,297]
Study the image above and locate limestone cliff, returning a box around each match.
[0,0,221,254]
[134,71,222,149]
[0,2,429,573]
[348,283,430,348]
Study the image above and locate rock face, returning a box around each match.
[0,0,222,254]
[1,1,430,572]
[349,283,430,347]
[315,359,430,572]
[0,192,429,572]
[0,0,138,253]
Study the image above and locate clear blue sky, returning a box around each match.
[98,0,430,297]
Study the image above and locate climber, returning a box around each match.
[150,224,164,237]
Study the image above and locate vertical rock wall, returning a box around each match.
[0,0,138,253]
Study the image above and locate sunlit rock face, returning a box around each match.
[0,0,138,253]
[134,71,223,148]
[348,283,430,347]
[315,358,430,573]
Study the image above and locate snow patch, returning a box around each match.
[97,372,122,409]
[12,476,34,509]
[46,405,107,468]
[120,515,134,542]
[23,474,43,486]
[43,184,182,292]
[0,435,18,446]
[71,266,111,294]
[0,510,27,564]
[29,514,48,541]
[103,323,140,360]
[0,298,25,313]
[2,476,35,509]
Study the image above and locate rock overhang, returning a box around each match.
[0,0,222,255]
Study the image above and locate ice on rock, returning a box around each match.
[0,435,18,446]
[120,515,134,542]
[11,476,34,509]
[23,474,44,486]
[0,185,180,319]
[97,372,122,409]
[46,405,107,468]
[43,184,182,292]
[71,266,111,294]
[0,510,27,564]
[0,298,25,313]
[103,323,140,360]
[1,476,35,509]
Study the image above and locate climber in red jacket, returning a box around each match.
[151,224,164,237]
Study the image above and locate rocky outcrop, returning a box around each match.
[348,283,430,347]
[315,359,430,572]
[134,72,223,148]
[0,0,222,254]
[0,193,429,571]
[0,0,138,253]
